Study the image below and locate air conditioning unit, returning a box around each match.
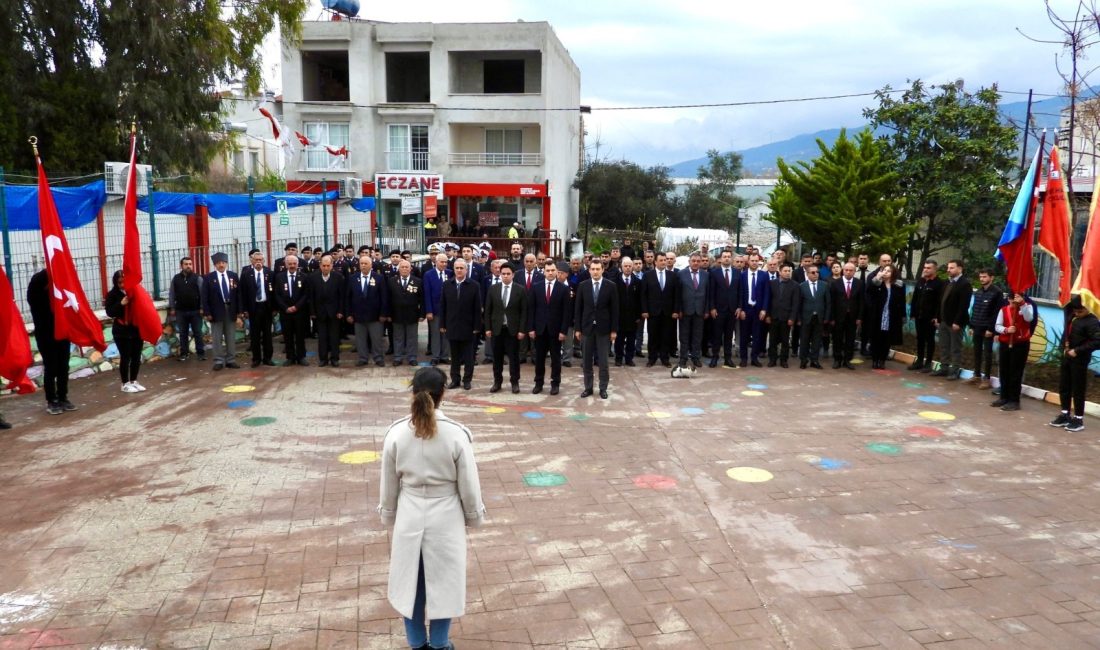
[104,162,152,196]
[345,177,364,199]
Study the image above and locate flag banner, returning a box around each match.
[0,264,36,394]
[35,154,107,351]
[123,129,166,345]
[1071,174,1100,317]
[1038,145,1073,305]
[259,107,296,157]
[996,141,1043,293]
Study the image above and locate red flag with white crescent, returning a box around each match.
[123,129,166,345]
[0,264,35,393]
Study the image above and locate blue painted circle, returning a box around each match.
[522,411,544,419]
[680,407,705,415]
[227,399,255,409]
[917,395,950,405]
[418,361,431,367]
[305,350,317,357]
[746,384,768,390]
[816,457,850,470]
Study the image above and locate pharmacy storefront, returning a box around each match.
[369,173,551,233]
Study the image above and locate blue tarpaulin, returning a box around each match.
[137,190,340,218]
[136,191,198,216]
[349,197,376,212]
[3,180,108,230]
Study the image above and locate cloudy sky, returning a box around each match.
[268,0,1081,167]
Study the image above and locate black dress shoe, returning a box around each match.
[780,360,789,368]
[625,360,636,367]
[562,360,572,367]
[298,359,309,366]
[330,360,340,367]
[251,360,261,368]
[691,358,702,368]
[832,360,842,369]
[751,359,762,368]
[810,361,823,369]
[318,360,329,367]
[800,359,808,369]
[725,359,737,368]
[580,389,593,398]
[767,359,777,367]
[446,381,461,389]
[661,360,671,368]
[614,359,623,367]
[532,385,543,394]
[213,363,225,371]
[990,398,1008,407]
[708,358,718,368]
[599,390,608,399]
[646,360,656,367]
[356,360,369,366]
[225,362,241,369]
[263,360,276,366]
[550,386,559,395]
[844,362,855,370]
[490,383,502,393]
[1000,402,1020,411]
[511,384,520,394]
[462,381,471,390]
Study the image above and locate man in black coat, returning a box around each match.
[1053,296,1100,432]
[641,252,679,368]
[273,242,297,275]
[932,259,972,380]
[797,265,831,369]
[27,270,75,414]
[201,251,242,371]
[610,257,642,366]
[528,260,573,395]
[386,259,423,366]
[829,262,864,370]
[440,259,483,390]
[767,263,799,367]
[273,255,309,366]
[309,254,345,367]
[346,255,390,367]
[907,260,943,372]
[708,249,742,368]
[483,262,527,393]
[239,251,276,368]
[574,259,619,399]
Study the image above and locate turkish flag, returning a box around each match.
[123,131,165,345]
[36,155,107,351]
[1038,145,1073,306]
[1073,173,1100,317]
[0,264,35,394]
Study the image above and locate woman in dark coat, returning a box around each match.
[866,264,906,369]
[104,270,145,393]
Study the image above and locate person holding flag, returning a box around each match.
[120,124,166,348]
[105,270,146,393]
[0,263,35,428]
[1051,296,1100,432]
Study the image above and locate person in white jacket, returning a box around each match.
[379,366,485,650]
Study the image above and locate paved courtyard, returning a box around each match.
[2,348,1100,649]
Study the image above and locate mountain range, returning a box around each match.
[668,95,1068,178]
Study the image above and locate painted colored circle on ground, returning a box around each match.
[633,474,678,490]
[902,381,925,389]
[522,411,544,419]
[919,411,956,421]
[483,406,507,414]
[241,416,277,427]
[745,376,762,382]
[680,407,705,415]
[866,442,903,456]
[523,471,567,487]
[746,384,768,390]
[568,413,590,422]
[741,390,765,397]
[339,450,381,464]
[726,467,774,483]
[917,395,951,404]
[339,343,354,351]
[305,350,317,357]
[647,411,672,419]
[227,399,255,409]
[816,457,850,470]
[797,454,822,464]
[222,385,256,393]
[711,402,731,410]
[418,361,432,367]
[872,368,901,376]
[906,425,944,438]
[850,358,865,365]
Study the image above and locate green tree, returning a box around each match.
[768,129,912,257]
[574,160,674,232]
[1,0,308,173]
[863,80,1018,274]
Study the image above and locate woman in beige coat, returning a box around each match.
[380,366,485,650]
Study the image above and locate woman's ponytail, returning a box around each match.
[409,366,447,439]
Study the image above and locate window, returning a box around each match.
[302,51,350,102]
[303,122,350,170]
[485,129,522,164]
[386,52,430,103]
[484,59,525,93]
[232,150,245,174]
[249,151,260,175]
[387,124,429,171]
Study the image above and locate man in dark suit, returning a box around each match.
[641,252,679,368]
[422,253,452,365]
[829,262,864,370]
[346,255,389,367]
[273,242,297,275]
[767,262,799,367]
[797,265,831,369]
[610,257,642,366]
[708,249,742,368]
[574,259,619,399]
[932,259,972,380]
[738,253,771,367]
[201,251,242,371]
[273,254,309,366]
[483,262,527,393]
[677,253,710,369]
[528,260,573,395]
[908,259,944,372]
[386,259,423,366]
[309,254,345,367]
[440,259,483,390]
[239,251,276,368]
[515,253,542,363]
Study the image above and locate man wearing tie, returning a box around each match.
[346,255,389,367]
[641,252,679,368]
[855,253,872,355]
[797,265,831,369]
[201,251,242,371]
[676,253,710,369]
[528,260,572,394]
[309,254,345,367]
[517,254,542,363]
[708,250,742,368]
[386,259,423,366]
[738,253,771,367]
[611,257,642,367]
[483,263,527,393]
[829,262,864,370]
[239,251,275,368]
[422,254,452,365]
[273,255,309,366]
[574,259,619,399]
[767,262,799,367]
[440,259,483,390]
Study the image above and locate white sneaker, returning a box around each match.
[131,382,147,392]
[121,383,138,393]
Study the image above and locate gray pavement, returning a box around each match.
[1,350,1100,649]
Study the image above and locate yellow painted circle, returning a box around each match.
[849,358,864,365]
[647,411,672,419]
[222,385,256,393]
[741,390,764,397]
[339,450,381,464]
[726,467,774,483]
[797,454,821,464]
[919,411,956,421]
[483,406,507,414]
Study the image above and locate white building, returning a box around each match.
[280,18,582,238]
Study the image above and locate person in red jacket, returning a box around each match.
[991,291,1035,412]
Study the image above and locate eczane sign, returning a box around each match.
[375,173,444,199]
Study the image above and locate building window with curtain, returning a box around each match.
[303,122,350,170]
[485,129,522,165]
[387,124,430,171]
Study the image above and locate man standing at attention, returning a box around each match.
[201,252,241,371]
[574,259,618,399]
[677,253,709,369]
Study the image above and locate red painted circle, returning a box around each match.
[872,368,901,376]
[633,474,678,490]
[906,425,944,438]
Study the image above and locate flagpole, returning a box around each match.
[147,168,161,299]
[0,166,11,278]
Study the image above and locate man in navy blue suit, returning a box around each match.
[422,253,452,365]
[708,249,742,368]
[528,260,573,395]
[201,251,241,371]
[738,252,771,367]
[345,255,389,367]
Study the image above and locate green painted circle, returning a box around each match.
[523,471,567,487]
[902,381,924,389]
[241,416,277,427]
[866,442,902,456]
[711,402,731,410]
[568,413,590,421]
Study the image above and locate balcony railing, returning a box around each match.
[448,152,543,166]
[385,151,430,172]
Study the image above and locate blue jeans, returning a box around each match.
[403,555,451,649]
[175,309,205,356]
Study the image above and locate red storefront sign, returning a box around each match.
[375,173,444,199]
